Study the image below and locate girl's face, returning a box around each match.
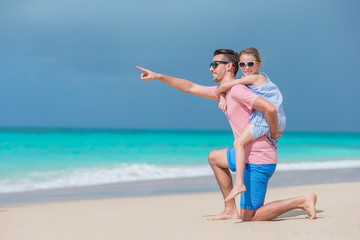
[239,54,261,76]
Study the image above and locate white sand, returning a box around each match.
[1,182,359,240]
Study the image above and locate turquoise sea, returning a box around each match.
[1,128,359,193]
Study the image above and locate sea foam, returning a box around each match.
[1,160,359,193]
[0,164,213,193]
[277,159,360,171]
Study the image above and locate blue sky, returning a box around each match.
[0,0,359,132]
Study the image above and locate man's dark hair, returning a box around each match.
[214,49,239,75]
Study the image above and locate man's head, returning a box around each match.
[210,49,239,83]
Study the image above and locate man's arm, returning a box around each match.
[136,66,217,101]
[253,97,282,139]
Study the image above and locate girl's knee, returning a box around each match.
[234,138,246,147]
[234,134,253,147]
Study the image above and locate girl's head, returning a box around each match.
[238,47,262,76]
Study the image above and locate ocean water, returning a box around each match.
[0,128,359,193]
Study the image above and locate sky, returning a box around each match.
[0,0,359,132]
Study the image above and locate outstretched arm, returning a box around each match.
[136,66,217,101]
[253,97,282,139]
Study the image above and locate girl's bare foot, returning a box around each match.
[224,184,246,202]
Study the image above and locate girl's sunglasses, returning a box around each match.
[239,61,259,68]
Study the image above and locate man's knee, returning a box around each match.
[208,150,217,165]
[241,209,256,222]
[208,149,224,165]
[208,149,228,169]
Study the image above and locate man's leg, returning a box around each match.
[207,148,239,220]
[241,193,317,222]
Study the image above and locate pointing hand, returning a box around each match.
[136,66,159,82]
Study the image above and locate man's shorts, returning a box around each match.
[227,147,276,210]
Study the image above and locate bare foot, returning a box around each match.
[207,209,240,221]
[302,193,317,219]
[224,184,246,202]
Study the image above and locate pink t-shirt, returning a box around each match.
[209,85,277,164]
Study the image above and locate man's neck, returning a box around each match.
[220,74,236,84]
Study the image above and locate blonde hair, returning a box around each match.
[239,47,261,63]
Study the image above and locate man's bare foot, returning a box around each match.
[224,184,246,202]
[207,209,240,221]
[302,193,317,220]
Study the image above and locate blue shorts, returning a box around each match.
[227,147,276,210]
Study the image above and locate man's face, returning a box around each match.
[209,54,228,83]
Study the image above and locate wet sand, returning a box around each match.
[1,167,360,207]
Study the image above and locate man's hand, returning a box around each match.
[136,66,159,82]
[218,95,227,113]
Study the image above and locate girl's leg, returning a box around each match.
[225,124,253,202]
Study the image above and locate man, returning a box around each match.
[136,49,317,221]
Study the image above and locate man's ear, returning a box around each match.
[226,62,234,72]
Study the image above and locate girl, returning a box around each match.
[215,47,286,202]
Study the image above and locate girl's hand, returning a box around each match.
[271,132,283,139]
[215,85,225,96]
[218,94,227,112]
[218,99,227,113]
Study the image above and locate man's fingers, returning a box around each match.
[140,75,150,82]
[137,66,155,82]
[136,66,147,72]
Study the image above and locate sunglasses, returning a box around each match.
[209,61,229,68]
[239,61,259,68]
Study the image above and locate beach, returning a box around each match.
[1,129,359,239]
[1,169,360,240]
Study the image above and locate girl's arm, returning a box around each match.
[215,75,260,96]
[252,97,279,138]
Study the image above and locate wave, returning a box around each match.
[1,160,360,193]
[277,159,360,171]
[0,164,213,193]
